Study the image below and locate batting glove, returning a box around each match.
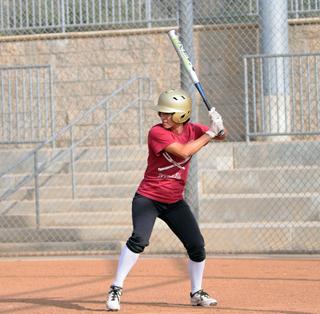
[206,107,224,138]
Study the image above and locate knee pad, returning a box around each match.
[126,236,147,254]
[187,246,206,262]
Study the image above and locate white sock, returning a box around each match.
[112,245,139,288]
[188,260,205,294]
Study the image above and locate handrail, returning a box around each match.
[0,76,149,179]
[0,77,152,223]
[35,98,140,176]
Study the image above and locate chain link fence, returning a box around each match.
[0,64,55,144]
[0,0,319,256]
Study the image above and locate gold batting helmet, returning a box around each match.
[155,89,192,123]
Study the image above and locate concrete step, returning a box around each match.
[197,142,234,170]
[7,166,320,202]
[0,145,147,167]
[0,225,132,242]
[201,167,320,194]
[1,148,147,175]
[234,140,320,169]
[3,192,319,224]
[1,171,144,189]
[3,151,234,176]
[0,240,122,257]
[1,198,132,214]
[2,140,320,176]
[1,143,230,176]
[199,221,320,253]
[36,158,147,174]
[0,211,131,228]
[2,185,137,201]
[2,194,319,227]
[147,220,320,254]
[199,194,320,222]
[0,221,319,255]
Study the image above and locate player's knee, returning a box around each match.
[187,246,206,262]
[126,236,147,254]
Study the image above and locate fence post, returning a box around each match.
[49,65,56,149]
[104,102,110,171]
[138,78,144,145]
[178,0,200,220]
[244,56,250,143]
[34,150,40,229]
[259,0,290,137]
[70,126,76,199]
[146,0,152,28]
[60,0,66,33]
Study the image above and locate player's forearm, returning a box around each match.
[165,133,212,159]
[182,133,212,158]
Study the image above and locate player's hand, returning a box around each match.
[206,107,224,138]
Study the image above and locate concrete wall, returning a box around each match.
[0,21,319,144]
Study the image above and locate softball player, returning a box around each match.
[106,88,225,311]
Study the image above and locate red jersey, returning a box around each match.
[137,122,209,203]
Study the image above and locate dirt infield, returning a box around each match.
[0,256,319,314]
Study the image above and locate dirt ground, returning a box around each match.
[0,255,319,314]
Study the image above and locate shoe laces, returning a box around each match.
[192,289,210,298]
[199,290,210,297]
[109,286,122,301]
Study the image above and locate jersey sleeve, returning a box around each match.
[191,122,209,139]
[148,125,176,156]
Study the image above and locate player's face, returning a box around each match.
[158,112,177,129]
[158,112,176,129]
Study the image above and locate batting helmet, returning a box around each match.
[155,88,192,123]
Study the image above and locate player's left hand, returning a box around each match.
[207,107,224,138]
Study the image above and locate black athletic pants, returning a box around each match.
[126,193,206,262]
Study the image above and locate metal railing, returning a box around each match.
[244,52,320,141]
[0,64,55,145]
[289,0,320,18]
[208,0,320,17]
[1,0,320,35]
[0,76,152,227]
[0,0,177,34]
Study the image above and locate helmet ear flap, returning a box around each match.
[172,113,180,124]
[172,110,191,124]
